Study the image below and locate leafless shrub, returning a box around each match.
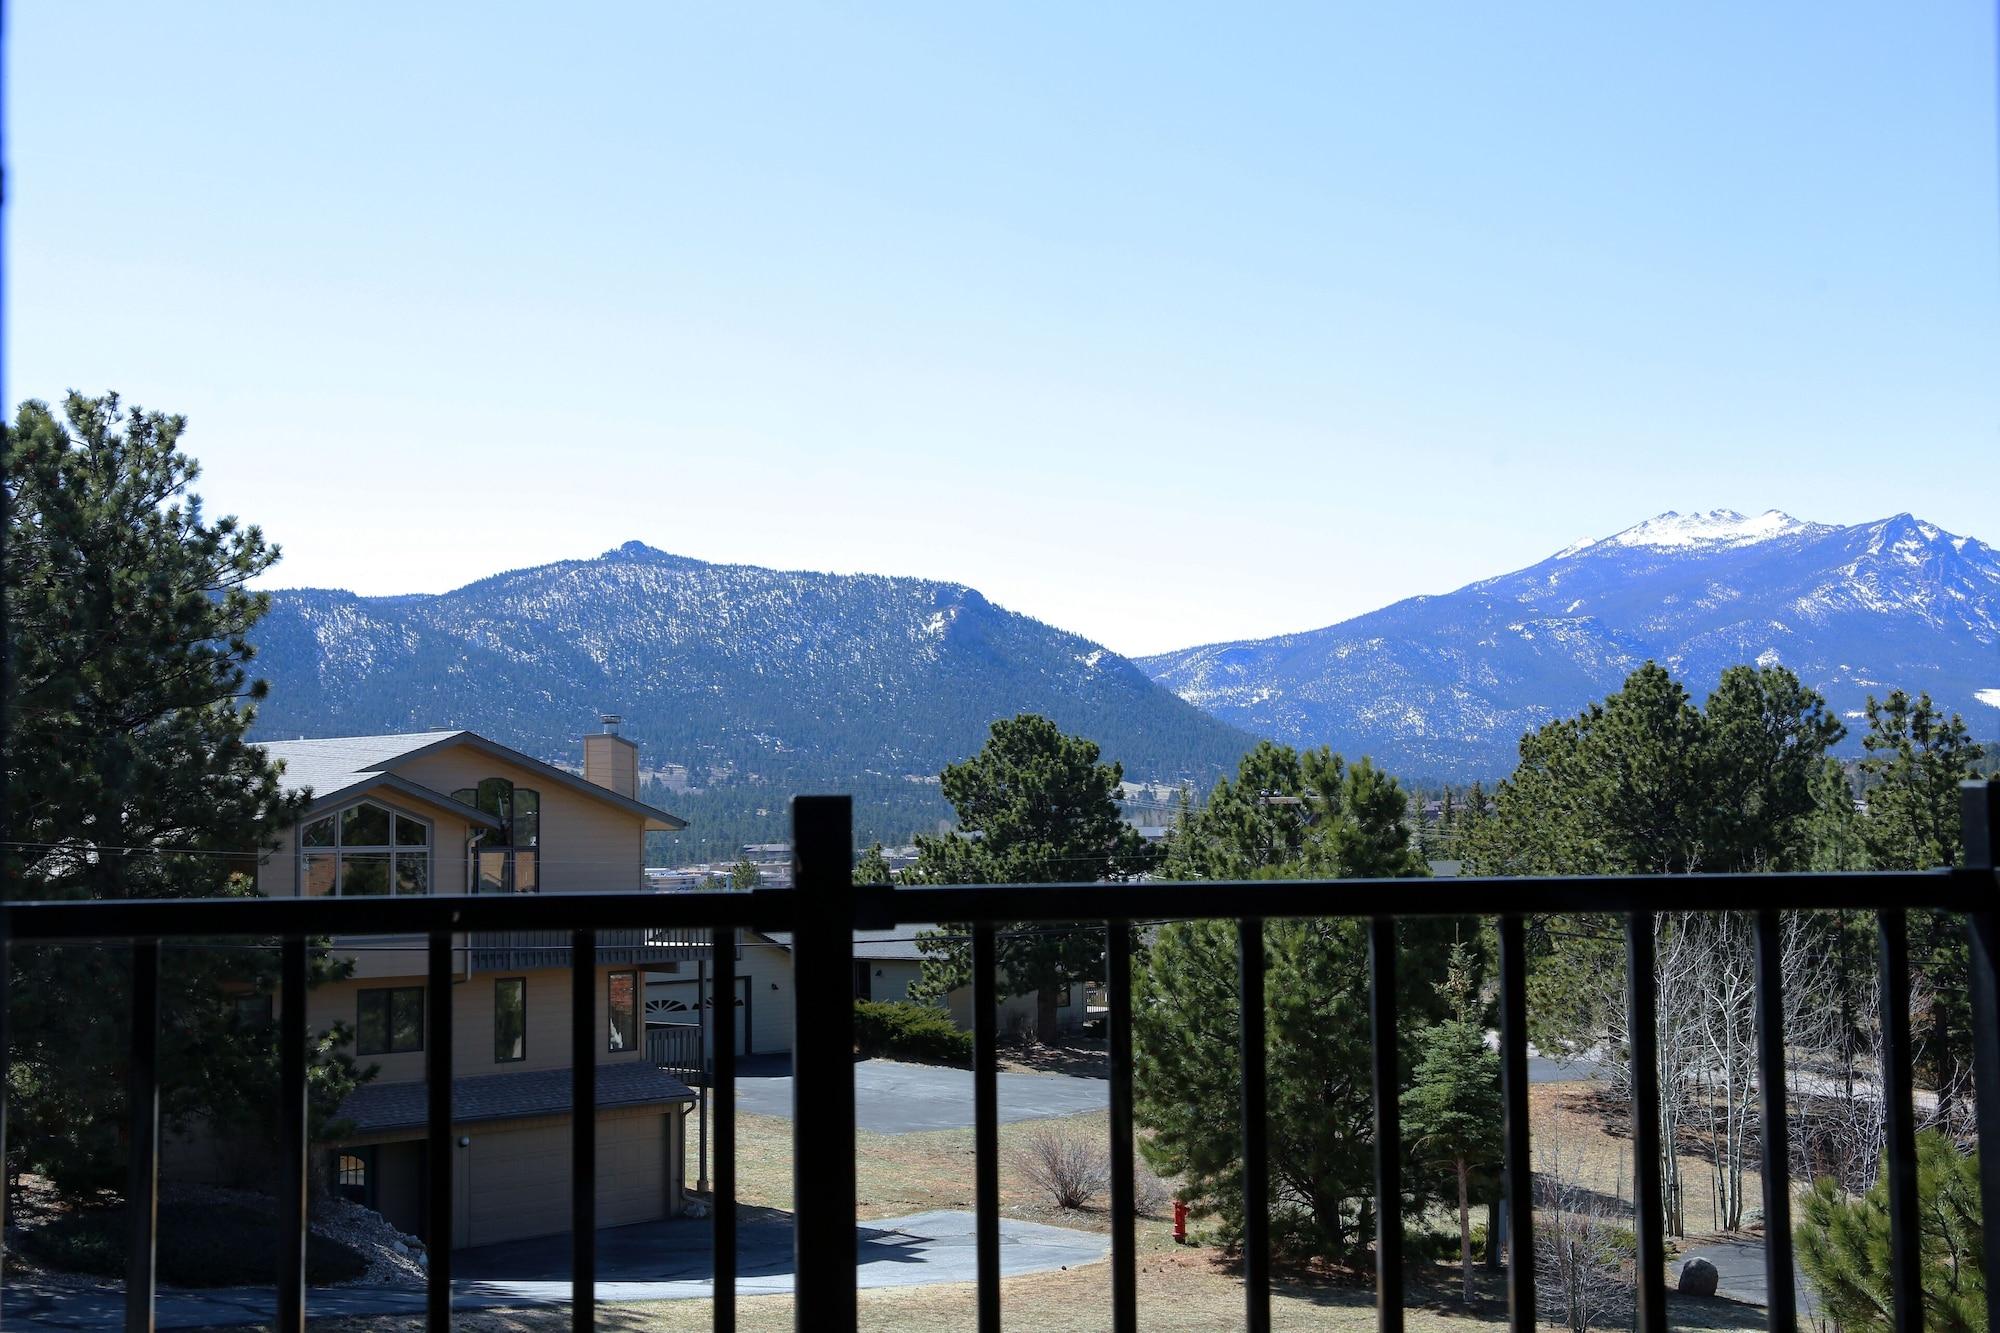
[1132,1166,1171,1219]
[1536,1124,1636,1332]
[1015,1124,1109,1211]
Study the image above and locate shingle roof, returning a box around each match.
[256,729,687,831]
[258,732,468,800]
[762,925,944,962]
[334,1063,695,1137]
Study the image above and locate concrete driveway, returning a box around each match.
[732,1057,1108,1133]
[0,1210,1108,1329]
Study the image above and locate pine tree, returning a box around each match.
[853,842,894,885]
[1796,1132,1986,1332]
[1136,743,1464,1266]
[3,392,364,1197]
[1402,943,1503,1304]
[911,715,1156,1042]
[1858,691,1983,1111]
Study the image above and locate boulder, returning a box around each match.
[1678,1257,1719,1297]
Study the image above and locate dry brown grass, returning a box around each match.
[298,1082,1773,1331]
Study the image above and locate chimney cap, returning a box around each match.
[599,713,623,733]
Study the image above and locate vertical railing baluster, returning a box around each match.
[1877,908,1922,1333]
[1106,919,1138,1333]
[278,935,309,1333]
[710,924,738,1333]
[972,922,1000,1333]
[1,914,12,1278]
[1962,781,2000,1333]
[1496,915,1534,1331]
[1237,918,1270,1333]
[790,796,857,1333]
[426,929,454,1332]
[572,928,598,1332]
[1752,909,1795,1332]
[126,938,161,1333]
[1368,917,1402,1333]
[1625,913,1667,1333]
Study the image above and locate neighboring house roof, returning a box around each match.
[763,925,945,962]
[257,729,687,831]
[334,1063,695,1137]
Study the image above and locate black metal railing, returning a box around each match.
[0,782,1995,1333]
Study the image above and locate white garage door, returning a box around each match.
[459,1112,672,1248]
[645,977,749,1057]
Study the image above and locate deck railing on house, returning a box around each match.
[467,926,709,971]
[0,783,1995,1333]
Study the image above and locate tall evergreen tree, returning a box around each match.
[912,715,1156,1041]
[1858,691,1983,1109]
[1137,743,1460,1265]
[3,392,362,1197]
[1402,943,1503,1304]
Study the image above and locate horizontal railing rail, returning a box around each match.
[0,781,1993,1333]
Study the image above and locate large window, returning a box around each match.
[357,986,425,1055]
[301,801,430,897]
[494,978,526,1062]
[451,777,540,893]
[607,971,637,1052]
[334,1148,374,1206]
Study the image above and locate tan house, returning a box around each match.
[237,725,700,1250]
[649,926,1079,1061]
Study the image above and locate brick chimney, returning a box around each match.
[583,714,637,799]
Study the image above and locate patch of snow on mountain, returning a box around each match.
[1976,688,2000,710]
[1607,508,1814,551]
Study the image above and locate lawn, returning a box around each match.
[298,1080,1771,1331]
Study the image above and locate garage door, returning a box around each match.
[459,1111,672,1248]
[645,977,749,1056]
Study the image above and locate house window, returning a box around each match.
[607,971,638,1052]
[357,986,425,1055]
[334,1148,374,1206]
[300,801,431,897]
[451,779,540,893]
[494,978,526,1063]
[234,994,273,1029]
[1057,984,1073,1009]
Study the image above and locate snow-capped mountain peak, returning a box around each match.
[1605,508,1817,551]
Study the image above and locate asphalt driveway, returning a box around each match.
[1,1210,1108,1328]
[728,1048,1600,1136]
[732,1056,1109,1133]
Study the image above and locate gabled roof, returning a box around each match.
[256,729,688,831]
[763,925,943,961]
[334,1063,695,1137]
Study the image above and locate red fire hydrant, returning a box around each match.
[1172,1197,1189,1244]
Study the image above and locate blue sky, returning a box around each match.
[8,3,1996,656]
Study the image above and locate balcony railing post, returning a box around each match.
[790,795,857,1333]
[126,938,161,1333]
[1751,908,1795,1333]
[1496,915,1534,1331]
[1625,913,1667,1333]
[710,923,738,1333]
[1238,918,1271,1333]
[1367,917,1402,1333]
[424,929,456,1331]
[1877,908,1922,1333]
[279,935,309,1333]
[572,927,598,1331]
[1106,919,1138,1333]
[1961,781,2000,1333]
[972,921,1001,1333]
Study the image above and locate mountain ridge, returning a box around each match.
[1140,509,2000,779]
